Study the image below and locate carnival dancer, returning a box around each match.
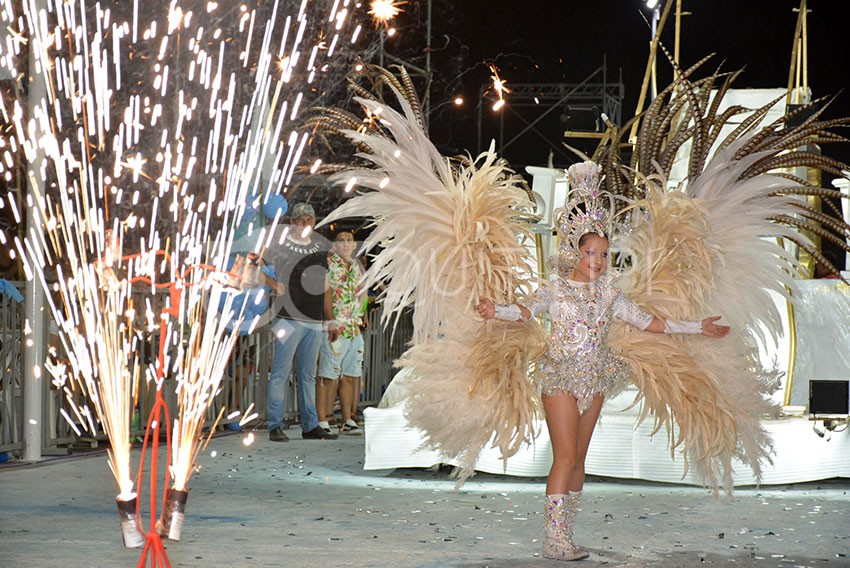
[312,63,850,562]
[476,161,730,561]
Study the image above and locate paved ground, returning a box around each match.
[1,427,848,568]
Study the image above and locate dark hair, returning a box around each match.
[331,227,355,241]
[578,232,608,247]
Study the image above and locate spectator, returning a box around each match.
[317,229,367,436]
[266,203,339,441]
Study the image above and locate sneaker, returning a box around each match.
[302,426,338,440]
[318,421,333,435]
[339,421,362,436]
[269,427,290,442]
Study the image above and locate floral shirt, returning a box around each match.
[327,253,365,338]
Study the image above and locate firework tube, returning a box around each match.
[156,488,189,541]
[116,494,145,548]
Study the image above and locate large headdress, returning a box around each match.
[552,160,619,270]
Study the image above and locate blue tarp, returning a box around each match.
[220,257,276,335]
[0,279,23,303]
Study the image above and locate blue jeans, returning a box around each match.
[267,318,323,432]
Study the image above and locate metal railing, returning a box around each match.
[0,282,24,455]
[0,284,411,458]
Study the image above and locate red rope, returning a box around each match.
[116,251,235,566]
[134,390,173,567]
[133,292,176,568]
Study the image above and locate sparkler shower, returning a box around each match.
[0,0,367,557]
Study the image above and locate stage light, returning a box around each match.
[646,0,659,9]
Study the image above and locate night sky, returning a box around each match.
[427,1,850,170]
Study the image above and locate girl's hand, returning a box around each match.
[702,316,730,338]
[476,297,495,320]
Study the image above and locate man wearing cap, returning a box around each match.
[266,202,340,441]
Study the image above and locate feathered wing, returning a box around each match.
[316,70,546,483]
[606,66,850,493]
[609,177,786,493]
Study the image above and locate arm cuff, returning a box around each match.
[663,319,701,334]
[494,303,522,321]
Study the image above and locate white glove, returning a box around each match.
[494,303,522,321]
[663,319,702,334]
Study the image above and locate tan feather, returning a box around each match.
[315,68,543,484]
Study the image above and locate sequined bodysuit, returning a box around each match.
[528,277,653,414]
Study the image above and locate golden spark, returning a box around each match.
[488,63,510,111]
[369,0,403,26]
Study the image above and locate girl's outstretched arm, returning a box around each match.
[643,315,730,338]
[476,297,532,321]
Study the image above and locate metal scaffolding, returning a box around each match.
[476,60,624,166]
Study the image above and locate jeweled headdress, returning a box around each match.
[552,160,619,270]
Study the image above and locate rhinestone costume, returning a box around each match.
[528,276,653,414]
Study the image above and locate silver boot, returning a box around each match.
[542,493,589,561]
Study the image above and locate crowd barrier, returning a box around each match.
[0,282,410,458]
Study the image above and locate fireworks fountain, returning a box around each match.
[0,0,367,562]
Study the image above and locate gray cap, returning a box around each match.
[290,202,316,219]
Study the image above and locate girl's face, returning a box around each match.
[571,234,609,282]
[333,232,356,259]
